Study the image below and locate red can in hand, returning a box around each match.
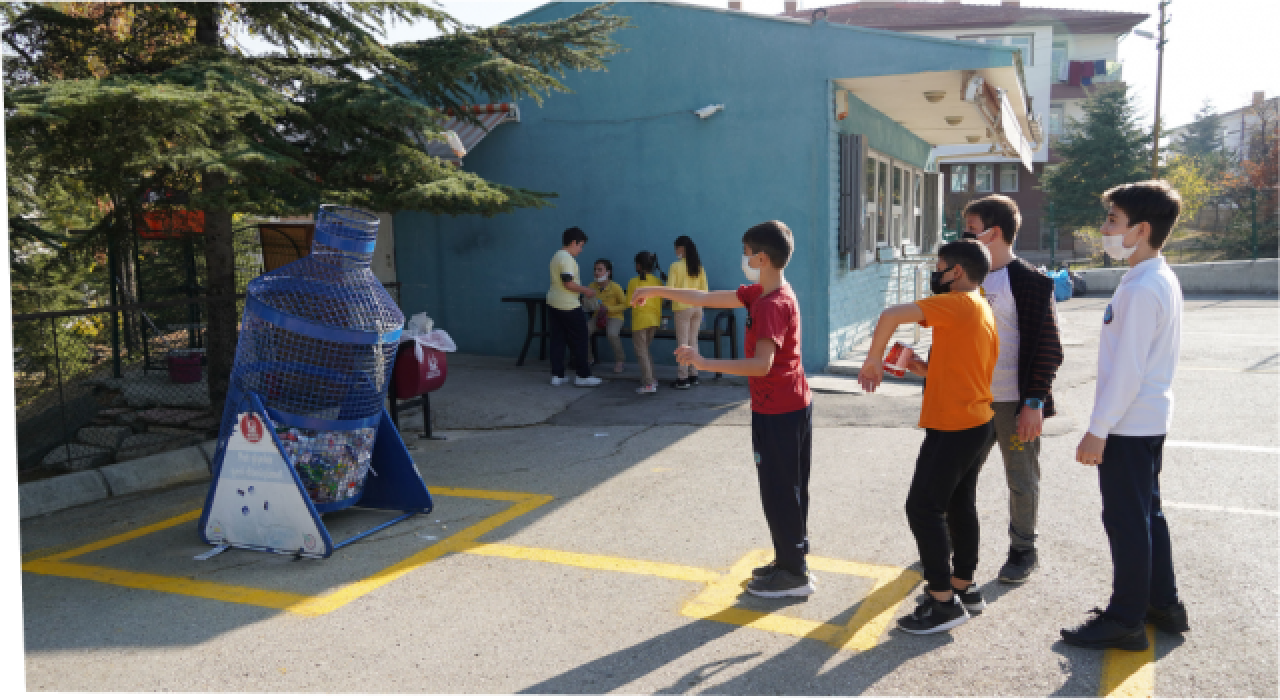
[883,342,913,378]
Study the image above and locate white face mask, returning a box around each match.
[742,254,761,283]
[1102,224,1140,261]
[595,275,608,283]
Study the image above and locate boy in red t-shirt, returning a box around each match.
[633,221,814,598]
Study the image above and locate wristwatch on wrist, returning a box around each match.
[1023,398,1044,410]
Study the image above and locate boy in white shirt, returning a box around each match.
[1061,180,1190,651]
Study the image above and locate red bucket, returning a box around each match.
[167,349,204,384]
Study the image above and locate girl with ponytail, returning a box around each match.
[668,235,709,389]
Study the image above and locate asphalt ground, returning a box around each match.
[11,294,1278,695]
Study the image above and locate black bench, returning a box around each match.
[589,310,739,379]
[501,293,739,378]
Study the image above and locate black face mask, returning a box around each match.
[930,265,957,295]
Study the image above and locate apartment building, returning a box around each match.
[784,0,1147,262]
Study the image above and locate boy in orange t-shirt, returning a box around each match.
[860,240,998,635]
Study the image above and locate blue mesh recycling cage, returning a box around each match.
[198,205,432,559]
[229,206,402,508]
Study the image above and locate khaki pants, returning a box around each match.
[980,401,1042,551]
[588,316,625,364]
[673,308,703,380]
[632,327,657,386]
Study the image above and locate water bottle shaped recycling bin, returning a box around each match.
[198,205,432,559]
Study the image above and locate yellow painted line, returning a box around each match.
[22,488,556,619]
[285,492,554,617]
[462,542,721,583]
[1100,625,1157,697]
[676,549,919,652]
[44,509,203,562]
[22,559,306,610]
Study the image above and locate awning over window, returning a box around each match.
[419,103,520,163]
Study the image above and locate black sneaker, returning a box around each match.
[1146,601,1190,634]
[752,561,779,579]
[953,584,986,614]
[689,376,701,386]
[745,569,816,598]
[752,560,815,582]
[998,547,1038,584]
[897,594,970,635]
[671,378,692,390]
[1060,608,1149,651]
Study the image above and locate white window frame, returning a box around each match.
[974,164,994,193]
[950,165,969,193]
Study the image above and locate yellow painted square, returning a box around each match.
[21,486,553,617]
[680,549,922,651]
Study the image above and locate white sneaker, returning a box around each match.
[574,376,603,387]
[550,376,568,386]
[635,383,657,394]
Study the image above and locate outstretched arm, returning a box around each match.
[632,287,742,309]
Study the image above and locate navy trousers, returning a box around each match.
[1098,434,1180,626]
[548,306,591,379]
[751,405,813,576]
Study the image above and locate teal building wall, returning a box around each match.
[393,2,1015,371]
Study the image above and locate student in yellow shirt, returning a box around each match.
[668,235,709,389]
[587,259,629,373]
[626,251,665,394]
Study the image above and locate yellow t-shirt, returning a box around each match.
[667,259,708,311]
[626,274,664,330]
[589,280,628,320]
[916,290,998,431]
[546,249,581,311]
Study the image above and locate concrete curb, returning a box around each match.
[20,439,219,520]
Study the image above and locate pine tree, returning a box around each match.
[5,2,631,413]
[1040,84,1151,230]
[1171,99,1232,182]
[1172,100,1224,159]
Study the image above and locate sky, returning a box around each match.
[350,0,1280,131]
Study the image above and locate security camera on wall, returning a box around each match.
[694,104,724,119]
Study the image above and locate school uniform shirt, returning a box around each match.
[590,280,628,320]
[547,250,581,311]
[981,266,1021,402]
[667,259,709,311]
[916,290,998,431]
[736,283,812,415]
[626,274,664,330]
[1087,255,1183,438]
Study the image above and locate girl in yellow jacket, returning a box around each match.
[667,235,709,389]
[626,251,665,394]
[587,259,629,373]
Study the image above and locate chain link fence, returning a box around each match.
[11,220,404,482]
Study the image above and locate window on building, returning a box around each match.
[950,165,969,193]
[999,165,1018,193]
[958,34,1035,65]
[1049,104,1065,137]
[1051,41,1068,83]
[974,164,994,193]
